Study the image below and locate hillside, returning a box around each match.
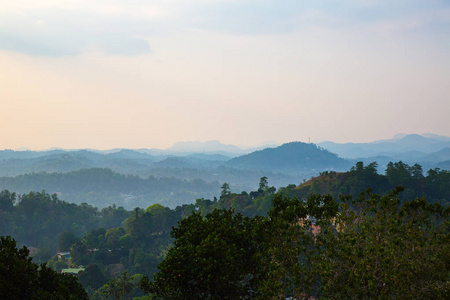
[283,162,450,206]
[226,142,351,173]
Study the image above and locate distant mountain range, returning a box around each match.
[315,134,450,172]
[318,134,450,158]
[0,134,449,188]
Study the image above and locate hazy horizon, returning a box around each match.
[2,132,448,152]
[1,1,449,150]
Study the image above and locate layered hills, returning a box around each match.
[0,134,449,209]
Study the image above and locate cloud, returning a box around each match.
[367,8,450,35]
[0,0,449,56]
[0,4,154,56]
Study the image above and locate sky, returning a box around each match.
[1,0,450,150]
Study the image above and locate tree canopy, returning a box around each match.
[140,209,265,299]
[141,190,449,299]
[0,236,88,300]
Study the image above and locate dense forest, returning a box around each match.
[140,190,449,299]
[1,160,449,298]
[0,190,131,253]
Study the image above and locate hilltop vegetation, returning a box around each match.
[286,161,450,206]
[226,142,351,172]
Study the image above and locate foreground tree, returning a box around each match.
[140,209,265,299]
[310,187,450,299]
[140,189,449,299]
[0,236,88,300]
[259,189,449,298]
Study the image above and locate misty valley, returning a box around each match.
[1,134,449,299]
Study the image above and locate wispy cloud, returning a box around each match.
[367,8,450,35]
[0,2,160,56]
[0,0,449,56]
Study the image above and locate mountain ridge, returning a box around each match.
[226,142,352,173]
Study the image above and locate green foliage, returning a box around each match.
[3,168,450,298]
[0,190,15,211]
[99,271,135,300]
[0,190,131,257]
[58,231,80,252]
[258,193,338,298]
[78,263,107,290]
[31,247,53,264]
[67,198,194,295]
[141,209,266,299]
[142,190,449,299]
[292,161,450,206]
[0,236,88,300]
[220,182,231,199]
[308,189,450,299]
[259,176,268,191]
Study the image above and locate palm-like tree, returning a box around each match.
[102,271,135,300]
[116,271,135,299]
[101,280,121,300]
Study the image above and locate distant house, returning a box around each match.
[298,218,321,235]
[57,252,71,260]
[61,268,84,275]
[298,215,340,237]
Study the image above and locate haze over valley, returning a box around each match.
[0,133,449,209]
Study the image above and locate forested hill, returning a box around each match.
[226,142,351,173]
[0,168,220,209]
[281,161,450,206]
[0,190,131,253]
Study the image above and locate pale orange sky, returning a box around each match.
[1,1,449,150]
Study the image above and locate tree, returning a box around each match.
[0,190,15,211]
[32,247,52,264]
[220,182,231,199]
[101,279,121,300]
[385,161,412,186]
[57,231,79,252]
[101,271,135,300]
[282,188,449,299]
[140,189,449,299]
[259,176,268,191]
[140,209,265,299]
[250,189,449,298]
[258,193,338,298]
[78,263,107,290]
[0,236,88,300]
[116,271,135,298]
